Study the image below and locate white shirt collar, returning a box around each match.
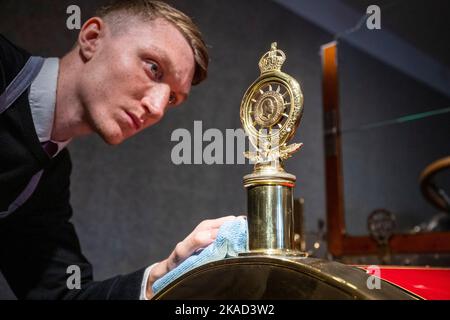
[28,57,71,156]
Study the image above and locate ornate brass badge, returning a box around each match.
[240,42,304,163]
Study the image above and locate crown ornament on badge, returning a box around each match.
[258,42,286,74]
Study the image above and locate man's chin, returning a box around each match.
[97,127,126,146]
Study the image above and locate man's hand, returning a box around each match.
[145,215,237,299]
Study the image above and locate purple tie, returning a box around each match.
[41,141,58,157]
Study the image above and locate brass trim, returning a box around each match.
[239,248,308,257]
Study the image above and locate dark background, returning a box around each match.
[0,0,449,299]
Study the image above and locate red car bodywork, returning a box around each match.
[358,266,450,300]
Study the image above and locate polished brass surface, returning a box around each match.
[154,256,420,300]
[246,185,295,252]
[240,43,305,255]
[243,159,296,188]
[240,43,304,164]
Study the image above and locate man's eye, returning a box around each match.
[145,61,162,80]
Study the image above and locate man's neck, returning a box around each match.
[51,50,92,142]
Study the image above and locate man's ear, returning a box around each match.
[77,17,105,61]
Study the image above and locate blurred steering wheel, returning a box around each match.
[420,156,450,213]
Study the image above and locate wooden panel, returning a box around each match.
[321,41,345,256]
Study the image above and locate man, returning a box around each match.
[0,0,235,299]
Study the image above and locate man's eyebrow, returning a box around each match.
[145,45,190,100]
[146,45,175,76]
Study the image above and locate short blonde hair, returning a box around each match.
[97,0,209,85]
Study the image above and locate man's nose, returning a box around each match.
[141,84,171,120]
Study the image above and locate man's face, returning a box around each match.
[78,17,195,145]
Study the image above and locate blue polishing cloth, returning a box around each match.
[152,216,248,294]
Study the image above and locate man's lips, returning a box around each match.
[125,111,143,131]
